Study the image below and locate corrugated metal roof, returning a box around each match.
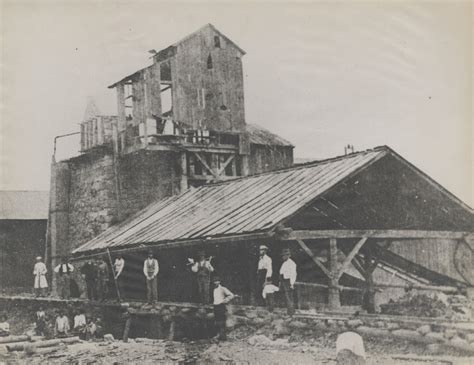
[0,191,49,220]
[247,124,294,147]
[73,148,386,255]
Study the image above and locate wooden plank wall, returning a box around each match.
[388,238,470,284]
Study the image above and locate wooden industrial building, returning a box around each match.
[47,24,294,292]
[71,146,474,310]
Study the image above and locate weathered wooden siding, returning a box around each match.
[171,26,245,131]
[388,239,473,284]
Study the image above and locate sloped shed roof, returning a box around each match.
[73,146,473,256]
[73,148,386,255]
[0,191,49,220]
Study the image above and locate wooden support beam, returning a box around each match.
[336,237,368,280]
[216,154,235,177]
[286,230,471,240]
[296,239,331,278]
[193,152,218,179]
[179,152,188,193]
[328,238,341,309]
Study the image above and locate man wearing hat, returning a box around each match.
[189,250,214,304]
[256,245,272,305]
[33,256,48,297]
[279,248,297,316]
[143,251,159,304]
[212,276,234,341]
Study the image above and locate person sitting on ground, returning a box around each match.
[0,314,10,337]
[35,307,47,336]
[85,317,96,340]
[73,309,87,339]
[54,310,70,338]
[262,278,279,312]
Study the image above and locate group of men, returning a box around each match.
[34,306,103,339]
[32,245,297,341]
[32,255,123,301]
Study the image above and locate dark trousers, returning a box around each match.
[97,278,108,301]
[256,269,267,305]
[117,276,125,299]
[197,276,210,304]
[213,304,227,340]
[280,277,295,316]
[58,275,71,299]
[266,292,275,312]
[146,276,158,303]
[86,279,98,300]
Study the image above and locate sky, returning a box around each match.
[1,1,472,206]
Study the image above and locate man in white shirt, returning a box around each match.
[256,245,272,305]
[114,255,125,299]
[279,248,297,316]
[143,251,159,304]
[73,309,87,338]
[33,256,48,297]
[189,251,214,304]
[54,310,70,338]
[54,257,74,299]
[212,276,234,341]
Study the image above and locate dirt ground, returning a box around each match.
[2,327,473,365]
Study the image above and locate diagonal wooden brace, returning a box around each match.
[336,237,368,280]
[296,239,332,278]
[216,154,235,177]
[193,152,218,179]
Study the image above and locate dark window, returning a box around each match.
[214,36,221,48]
[207,54,213,69]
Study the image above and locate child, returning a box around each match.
[262,279,279,312]
[35,307,47,336]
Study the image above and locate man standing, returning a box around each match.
[279,248,297,316]
[212,276,234,341]
[80,260,98,301]
[143,251,159,304]
[113,255,125,299]
[54,257,74,299]
[33,256,48,297]
[256,245,272,305]
[96,258,109,302]
[190,251,214,304]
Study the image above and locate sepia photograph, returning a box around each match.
[0,1,473,364]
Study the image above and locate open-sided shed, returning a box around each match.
[72,146,473,308]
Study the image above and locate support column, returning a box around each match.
[179,152,188,193]
[328,238,341,309]
[241,155,249,176]
[363,245,376,313]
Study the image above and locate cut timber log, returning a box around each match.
[0,335,29,344]
[6,337,79,352]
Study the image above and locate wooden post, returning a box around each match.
[180,152,188,193]
[241,155,249,176]
[116,84,126,132]
[363,245,376,313]
[122,314,132,342]
[328,238,341,309]
[107,249,121,302]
